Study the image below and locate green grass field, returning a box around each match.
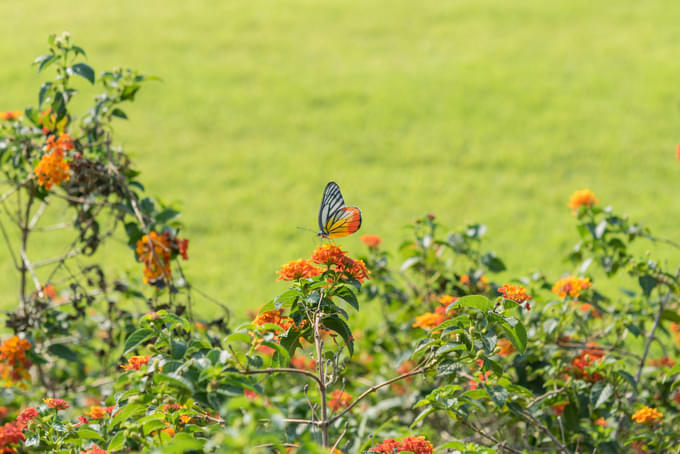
[2,1,680,319]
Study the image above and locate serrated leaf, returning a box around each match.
[123,328,154,354]
[593,383,614,409]
[71,63,95,84]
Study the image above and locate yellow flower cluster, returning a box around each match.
[631,406,663,424]
[552,276,592,299]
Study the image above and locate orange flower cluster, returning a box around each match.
[276,259,322,281]
[552,276,592,298]
[571,343,605,382]
[0,421,25,452]
[86,405,114,420]
[372,436,433,454]
[631,406,663,424]
[0,336,32,388]
[121,355,151,371]
[253,309,294,332]
[136,232,172,284]
[497,338,516,357]
[327,390,352,411]
[80,445,108,454]
[290,354,316,371]
[578,302,601,318]
[413,296,457,330]
[312,243,347,267]
[412,312,446,330]
[594,417,608,427]
[34,135,73,190]
[135,231,189,284]
[338,256,370,283]
[498,283,531,309]
[460,274,489,291]
[647,357,675,368]
[568,189,598,214]
[43,398,69,410]
[360,234,382,248]
[0,111,22,121]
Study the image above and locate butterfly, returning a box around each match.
[317,181,362,239]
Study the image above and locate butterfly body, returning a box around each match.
[317,182,362,239]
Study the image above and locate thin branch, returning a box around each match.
[20,240,42,297]
[458,419,523,454]
[33,247,83,268]
[331,422,349,453]
[28,201,46,230]
[242,367,323,387]
[634,288,673,389]
[521,410,572,454]
[327,364,432,425]
[527,388,566,408]
[0,216,19,270]
[283,418,320,426]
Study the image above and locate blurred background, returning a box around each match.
[2,0,680,318]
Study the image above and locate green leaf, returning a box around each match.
[143,419,167,436]
[78,427,104,441]
[25,436,40,447]
[70,62,95,84]
[39,82,52,107]
[156,208,180,224]
[170,340,187,360]
[34,54,57,72]
[456,295,493,311]
[638,275,656,297]
[107,431,125,451]
[591,383,614,409]
[123,328,154,354]
[111,403,146,426]
[162,432,205,453]
[226,332,251,344]
[661,310,680,323]
[483,384,508,408]
[47,344,79,362]
[333,285,359,311]
[274,288,300,309]
[481,252,506,272]
[261,341,291,368]
[111,108,128,119]
[616,370,637,391]
[154,373,195,393]
[321,315,354,355]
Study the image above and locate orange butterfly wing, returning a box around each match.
[324,206,362,239]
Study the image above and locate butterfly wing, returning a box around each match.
[318,182,345,234]
[324,206,362,238]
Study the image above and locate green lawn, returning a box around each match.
[2,1,680,319]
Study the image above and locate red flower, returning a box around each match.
[0,422,25,450]
[553,403,567,416]
[43,398,69,410]
[338,257,370,283]
[571,343,605,382]
[676,144,680,162]
[372,435,433,453]
[16,407,39,425]
[290,354,316,371]
[80,445,108,454]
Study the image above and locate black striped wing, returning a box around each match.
[318,182,346,234]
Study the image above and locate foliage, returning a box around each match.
[1,35,679,454]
